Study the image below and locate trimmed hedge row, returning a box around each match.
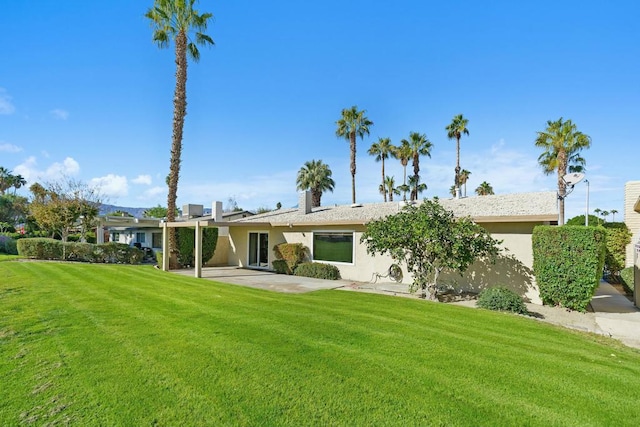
[17,238,143,264]
[532,226,606,311]
[294,262,341,280]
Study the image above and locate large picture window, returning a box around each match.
[313,232,354,264]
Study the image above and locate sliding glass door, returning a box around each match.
[248,232,269,268]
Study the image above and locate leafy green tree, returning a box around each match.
[535,117,591,225]
[361,199,500,300]
[0,194,28,229]
[144,205,169,218]
[0,167,13,195]
[566,214,601,226]
[335,105,373,204]
[146,0,215,255]
[368,137,395,202]
[394,140,413,201]
[475,181,494,196]
[296,160,335,208]
[29,179,101,244]
[446,114,469,197]
[400,132,432,201]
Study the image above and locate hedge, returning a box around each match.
[177,227,218,268]
[17,238,142,264]
[294,262,341,280]
[532,226,606,311]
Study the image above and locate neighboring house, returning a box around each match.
[624,181,640,268]
[222,191,558,304]
[96,215,163,250]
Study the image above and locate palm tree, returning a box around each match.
[335,106,373,204]
[611,209,618,222]
[394,140,413,201]
[601,210,609,223]
[296,160,335,208]
[445,114,469,198]
[146,0,214,257]
[593,208,602,225]
[408,175,427,200]
[449,185,456,197]
[459,169,471,197]
[368,137,395,202]
[401,132,432,201]
[0,167,13,195]
[475,181,494,196]
[11,174,26,195]
[383,175,400,202]
[535,117,591,225]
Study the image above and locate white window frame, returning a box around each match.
[311,230,355,266]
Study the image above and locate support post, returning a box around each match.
[162,222,169,272]
[195,221,202,278]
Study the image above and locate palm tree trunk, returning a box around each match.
[402,164,407,201]
[350,132,356,204]
[412,155,419,201]
[557,150,567,225]
[166,30,188,263]
[381,157,387,202]
[455,136,461,197]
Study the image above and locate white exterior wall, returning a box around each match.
[625,181,640,268]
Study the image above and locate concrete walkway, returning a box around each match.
[589,281,640,348]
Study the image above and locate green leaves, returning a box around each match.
[361,199,501,299]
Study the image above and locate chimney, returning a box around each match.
[212,201,223,221]
[183,204,203,219]
[299,190,312,214]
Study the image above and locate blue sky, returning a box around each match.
[1,0,638,220]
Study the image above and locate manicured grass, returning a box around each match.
[1,261,640,425]
[0,254,19,262]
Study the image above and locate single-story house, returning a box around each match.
[198,191,557,304]
[96,215,164,250]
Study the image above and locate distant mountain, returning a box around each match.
[99,204,150,218]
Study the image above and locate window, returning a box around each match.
[313,232,354,264]
[152,232,162,249]
[136,232,146,244]
[111,232,120,242]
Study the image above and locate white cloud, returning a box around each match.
[0,142,21,153]
[90,174,128,198]
[137,186,166,203]
[132,174,152,185]
[50,108,69,120]
[0,88,15,115]
[14,156,81,183]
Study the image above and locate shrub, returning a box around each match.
[156,251,163,268]
[532,226,606,311]
[0,234,18,255]
[95,242,143,264]
[602,224,631,281]
[273,243,307,274]
[620,267,635,295]
[294,262,341,280]
[272,259,289,274]
[17,238,63,260]
[477,287,528,315]
[177,227,218,267]
[64,242,96,262]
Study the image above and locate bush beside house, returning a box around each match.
[294,262,341,280]
[17,238,143,264]
[272,243,307,274]
[532,226,606,311]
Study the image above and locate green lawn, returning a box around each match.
[1,261,639,426]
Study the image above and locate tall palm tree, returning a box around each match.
[475,181,494,196]
[601,210,609,223]
[146,0,214,257]
[408,175,427,201]
[459,169,471,197]
[394,140,413,201]
[335,106,373,204]
[383,175,400,202]
[445,114,469,198]
[535,117,591,225]
[401,132,432,201]
[593,208,602,225]
[296,160,335,208]
[368,137,395,202]
[11,174,26,195]
[611,209,618,222]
